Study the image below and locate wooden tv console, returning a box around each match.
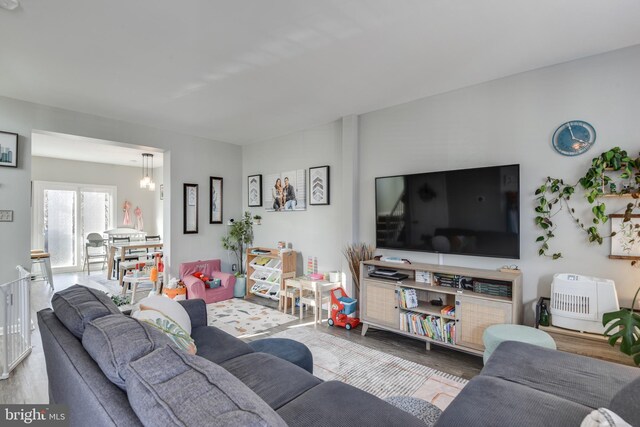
[360,260,523,356]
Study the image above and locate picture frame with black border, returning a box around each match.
[309,165,330,205]
[210,176,223,224]
[0,131,18,168]
[184,183,198,234]
[248,174,262,207]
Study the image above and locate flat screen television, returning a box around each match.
[375,164,520,259]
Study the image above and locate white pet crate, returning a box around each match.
[1,266,32,379]
[550,273,619,334]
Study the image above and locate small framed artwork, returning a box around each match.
[248,174,262,207]
[209,176,223,224]
[609,214,640,260]
[184,183,198,234]
[0,131,18,168]
[309,166,330,205]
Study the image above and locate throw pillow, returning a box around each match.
[134,294,191,334]
[581,408,632,427]
[82,314,172,390]
[126,345,288,427]
[133,309,196,355]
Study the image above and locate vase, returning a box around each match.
[234,276,246,298]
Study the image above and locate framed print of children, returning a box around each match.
[264,170,306,212]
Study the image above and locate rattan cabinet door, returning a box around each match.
[456,296,512,351]
[362,280,399,329]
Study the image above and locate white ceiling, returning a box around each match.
[2,1,640,145]
[32,132,163,167]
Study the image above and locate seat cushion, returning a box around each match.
[435,376,591,427]
[481,341,639,409]
[82,314,172,390]
[221,352,321,409]
[249,338,314,373]
[610,376,640,426]
[51,284,120,339]
[126,345,287,427]
[191,326,254,364]
[277,381,426,427]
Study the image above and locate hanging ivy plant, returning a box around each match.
[534,147,640,260]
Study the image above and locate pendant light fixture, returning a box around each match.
[139,153,155,191]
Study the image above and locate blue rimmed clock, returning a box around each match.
[552,120,596,156]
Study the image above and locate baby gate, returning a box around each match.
[0,266,32,379]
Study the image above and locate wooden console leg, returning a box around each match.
[361,323,369,336]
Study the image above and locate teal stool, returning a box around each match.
[482,324,556,364]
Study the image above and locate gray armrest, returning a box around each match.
[178,299,207,328]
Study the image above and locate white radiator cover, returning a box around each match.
[550,273,619,334]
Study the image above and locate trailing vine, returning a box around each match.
[535,147,640,260]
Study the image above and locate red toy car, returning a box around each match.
[327,288,360,330]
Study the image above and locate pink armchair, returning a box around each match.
[179,259,235,304]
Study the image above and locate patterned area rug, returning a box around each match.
[271,328,467,410]
[207,298,297,338]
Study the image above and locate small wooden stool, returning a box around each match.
[31,250,54,290]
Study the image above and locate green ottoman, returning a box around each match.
[482,324,556,364]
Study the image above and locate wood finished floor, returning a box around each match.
[1,273,482,404]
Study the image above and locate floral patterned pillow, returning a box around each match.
[133,309,197,355]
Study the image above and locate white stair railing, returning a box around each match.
[0,265,32,379]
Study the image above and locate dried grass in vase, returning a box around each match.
[343,243,376,294]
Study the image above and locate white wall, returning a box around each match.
[31,156,162,235]
[0,96,242,284]
[359,45,640,321]
[242,121,343,274]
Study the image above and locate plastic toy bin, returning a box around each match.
[339,297,357,315]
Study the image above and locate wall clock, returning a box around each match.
[552,120,596,156]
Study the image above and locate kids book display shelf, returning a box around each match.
[360,260,523,356]
[246,247,297,304]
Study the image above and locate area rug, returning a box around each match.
[207,298,297,338]
[271,328,467,410]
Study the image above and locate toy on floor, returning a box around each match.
[328,288,360,330]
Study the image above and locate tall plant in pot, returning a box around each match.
[222,212,254,297]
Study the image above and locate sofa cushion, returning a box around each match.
[132,309,197,355]
[191,325,254,364]
[82,314,172,390]
[126,345,287,427]
[135,295,192,334]
[481,341,638,409]
[221,352,321,409]
[435,376,591,427]
[51,284,120,339]
[277,381,426,427]
[609,376,640,426]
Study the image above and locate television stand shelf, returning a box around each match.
[360,260,523,356]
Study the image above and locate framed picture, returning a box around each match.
[609,214,640,259]
[248,174,262,207]
[264,170,306,212]
[209,176,223,224]
[0,131,18,168]
[184,183,198,234]
[309,165,330,205]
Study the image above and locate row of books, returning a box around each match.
[399,311,456,344]
[440,305,455,316]
[399,288,419,309]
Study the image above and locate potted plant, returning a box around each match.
[603,286,640,366]
[253,214,262,225]
[222,211,254,297]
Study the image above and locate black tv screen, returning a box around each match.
[375,164,520,259]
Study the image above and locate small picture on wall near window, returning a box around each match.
[264,170,306,212]
[309,166,330,205]
[210,176,223,224]
[609,214,640,259]
[0,131,18,168]
[184,183,198,234]
[248,174,262,207]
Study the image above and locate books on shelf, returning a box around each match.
[400,311,455,344]
[440,305,455,317]
[399,288,419,309]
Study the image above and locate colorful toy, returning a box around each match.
[327,288,360,330]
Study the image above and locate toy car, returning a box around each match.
[327,288,360,330]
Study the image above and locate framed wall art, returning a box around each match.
[264,169,306,212]
[309,165,330,205]
[609,214,640,260]
[184,183,198,234]
[248,174,262,207]
[210,176,223,224]
[0,131,18,168]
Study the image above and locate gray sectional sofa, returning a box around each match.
[38,285,426,427]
